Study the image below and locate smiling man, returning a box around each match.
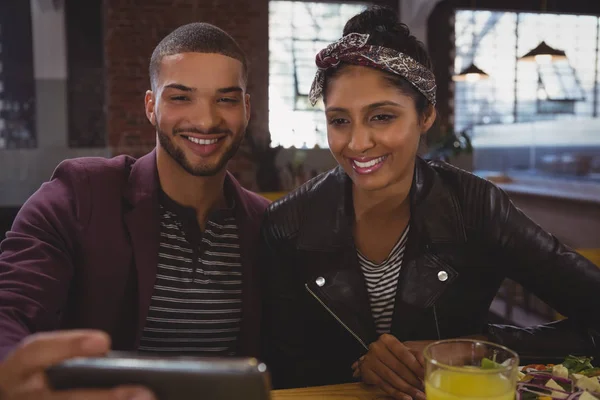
[0,23,269,400]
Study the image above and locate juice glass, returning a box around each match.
[423,339,519,400]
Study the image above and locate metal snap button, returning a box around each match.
[316,277,326,287]
[437,270,449,282]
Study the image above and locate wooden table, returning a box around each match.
[578,248,600,267]
[271,383,391,400]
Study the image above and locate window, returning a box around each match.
[537,59,586,103]
[269,1,368,149]
[454,10,600,181]
[0,1,36,149]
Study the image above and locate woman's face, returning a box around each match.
[325,65,435,193]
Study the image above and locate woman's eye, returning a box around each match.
[371,114,396,122]
[171,96,189,101]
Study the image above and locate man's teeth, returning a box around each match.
[353,156,386,168]
[186,136,219,145]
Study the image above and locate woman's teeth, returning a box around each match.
[353,156,386,168]
[186,136,219,145]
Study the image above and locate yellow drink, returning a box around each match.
[425,368,515,400]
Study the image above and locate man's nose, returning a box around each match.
[191,101,222,132]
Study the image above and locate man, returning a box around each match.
[0,22,269,399]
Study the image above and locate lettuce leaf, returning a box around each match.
[562,355,595,374]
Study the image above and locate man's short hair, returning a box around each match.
[149,22,248,90]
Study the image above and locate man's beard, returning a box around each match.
[157,128,244,177]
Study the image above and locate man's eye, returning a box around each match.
[328,118,348,125]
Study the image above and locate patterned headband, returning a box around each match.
[308,33,437,106]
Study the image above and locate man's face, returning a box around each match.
[145,52,250,176]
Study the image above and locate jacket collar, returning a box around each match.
[123,148,160,207]
[297,157,467,251]
[296,167,354,250]
[122,148,262,220]
[410,158,468,244]
[121,149,161,348]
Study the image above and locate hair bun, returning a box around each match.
[340,5,431,70]
[343,5,406,38]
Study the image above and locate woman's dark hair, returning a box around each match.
[324,5,434,120]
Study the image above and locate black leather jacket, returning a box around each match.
[259,158,600,389]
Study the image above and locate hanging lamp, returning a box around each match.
[519,41,567,64]
[452,4,490,82]
[452,63,490,82]
[519,0,568,64]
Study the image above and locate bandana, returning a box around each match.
[308,33,437,106]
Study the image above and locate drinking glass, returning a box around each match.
[423,339,519,400]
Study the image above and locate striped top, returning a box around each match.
[358,225,409,335]
[138,191,242,356]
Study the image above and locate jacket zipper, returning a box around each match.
[433,304,441,340]
[305,283,369,351]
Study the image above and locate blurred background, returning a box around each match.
[0,0,598,328]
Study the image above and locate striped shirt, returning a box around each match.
[138,190,242,356]
[358,225,409,335]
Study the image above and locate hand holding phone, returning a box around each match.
[45,351,271,400]
[0,330,155,400]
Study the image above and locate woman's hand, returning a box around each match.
[351,334,426,400]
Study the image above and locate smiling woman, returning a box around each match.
[259,5,600,399]
[324,66,435,195]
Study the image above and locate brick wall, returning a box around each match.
[104,0,269,163]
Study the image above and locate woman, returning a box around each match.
[259,6,600,400]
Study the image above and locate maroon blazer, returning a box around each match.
[0,149,270,360]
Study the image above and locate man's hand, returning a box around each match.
[352,334,426,400]
[0,330,155,400]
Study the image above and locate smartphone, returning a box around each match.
[46,351,271,400]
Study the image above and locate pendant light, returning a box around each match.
[453,4,490,82]
[519,0,568,64]
[452,63,489,82]
[519,41,567,64]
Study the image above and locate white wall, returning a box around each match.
[30,0,66,81]
[473,119,600,147]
